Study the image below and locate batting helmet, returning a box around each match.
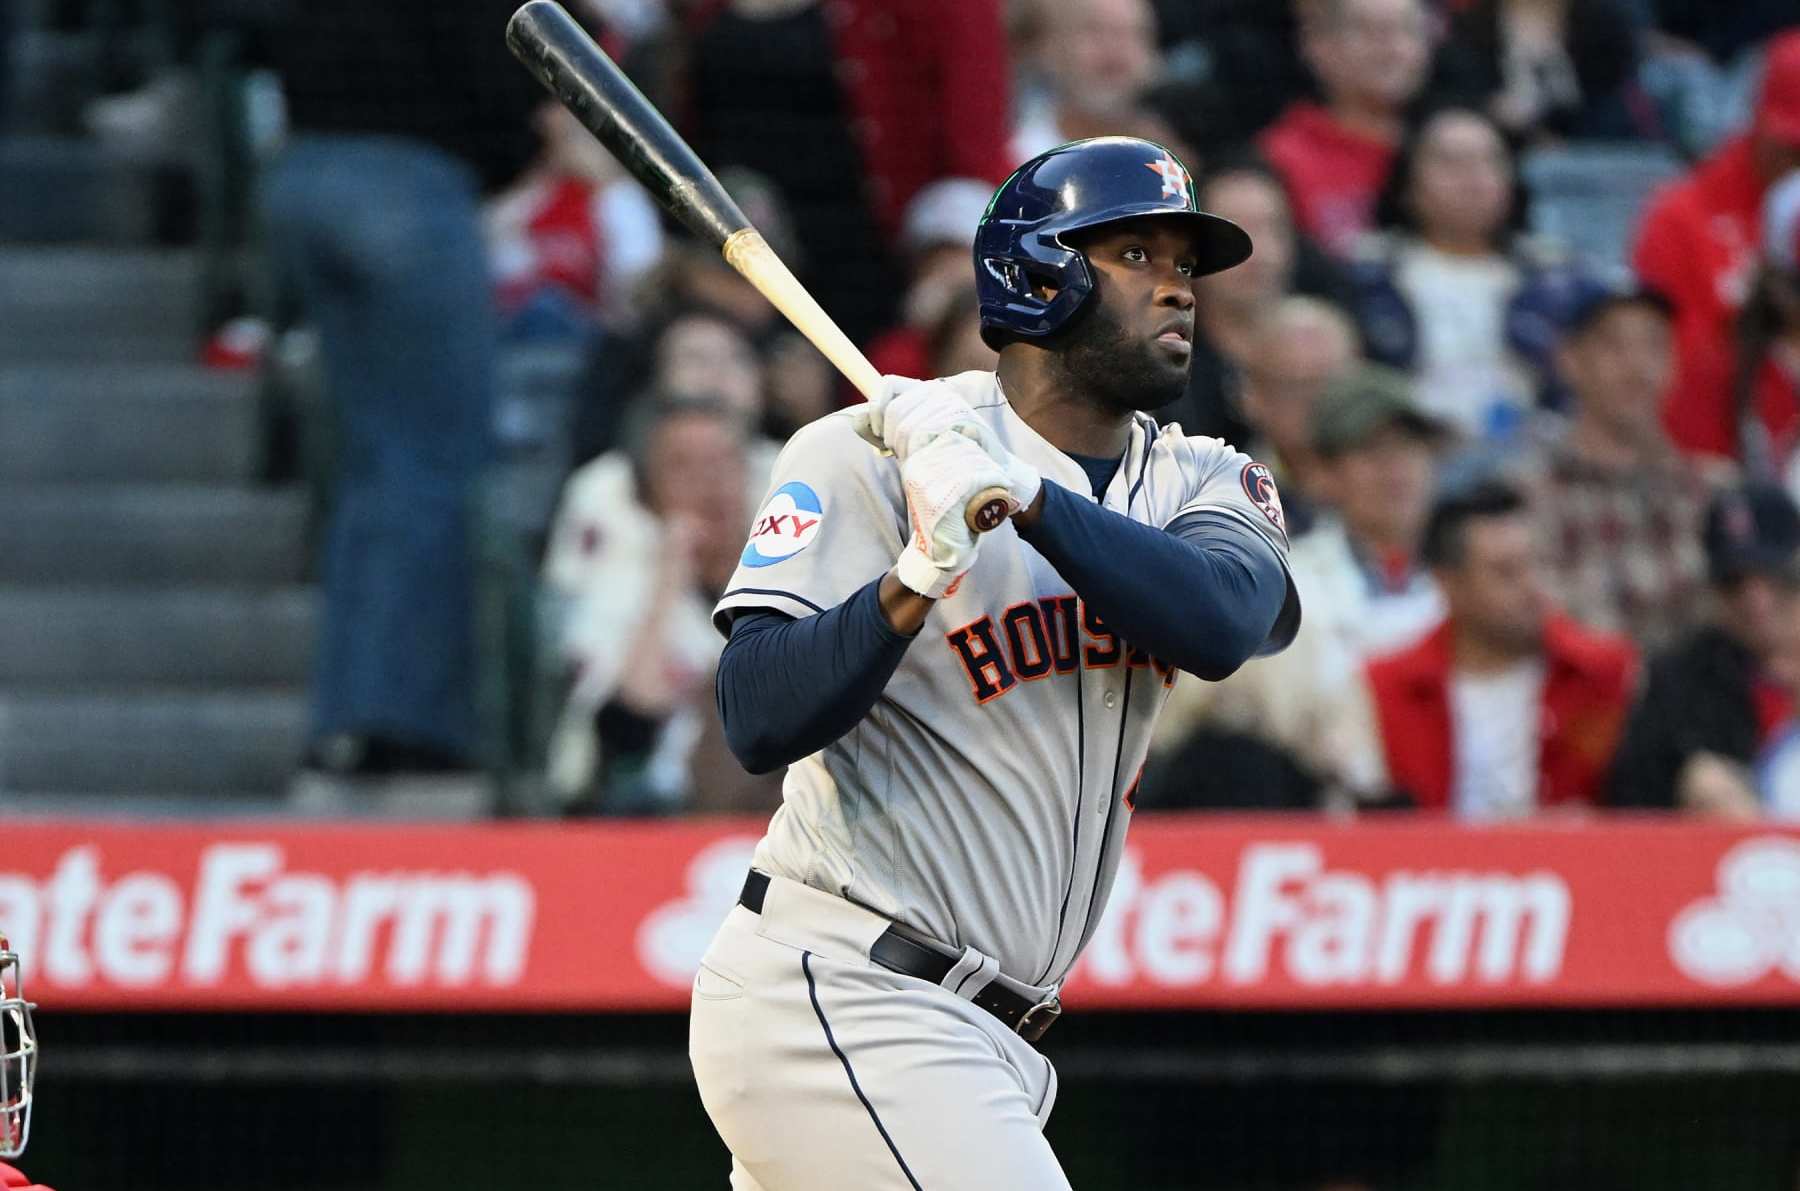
[0,937,34,1160]
[975,137,1252,350]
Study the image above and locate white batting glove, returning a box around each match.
[959,420,1045,515]
[893,431,1011,598]
[852,375,986,463]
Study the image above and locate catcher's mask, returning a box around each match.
[0,934,35,1159]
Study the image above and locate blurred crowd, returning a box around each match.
[52,0,1800,823]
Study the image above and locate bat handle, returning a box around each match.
[966,488,1013,534]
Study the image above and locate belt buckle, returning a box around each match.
[1016,997,1061,1042]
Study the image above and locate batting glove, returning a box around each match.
[852,375,986,463]
[893,432,1010,598]
[958,421,1044,515]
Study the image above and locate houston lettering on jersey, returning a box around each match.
[945,595,1178,704]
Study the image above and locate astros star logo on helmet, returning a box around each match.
[1145,153,1190,202]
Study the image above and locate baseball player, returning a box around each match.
[690,137,1300,1190]
[1,934,50,1191]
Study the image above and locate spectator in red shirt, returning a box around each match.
[486,101,666,341]
[1747,168,1800,483]
[1367,481,1638,817]
[1631,29,1800,462]
[1258,0,1435,256]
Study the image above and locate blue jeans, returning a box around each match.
[264,135,496,760]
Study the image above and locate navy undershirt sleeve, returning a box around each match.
[1017,480,1289,681]
[715,576,914,774]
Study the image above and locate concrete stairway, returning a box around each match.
[0,12,318,814]
[0,243,314,814]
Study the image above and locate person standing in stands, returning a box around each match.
[264,1,538,791]
[1633,30,1800,463]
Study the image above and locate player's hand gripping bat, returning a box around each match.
[505,1,1012,534]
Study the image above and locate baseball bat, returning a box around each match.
[504,0,1012,535]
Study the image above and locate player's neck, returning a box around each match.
[997,353,1133,459]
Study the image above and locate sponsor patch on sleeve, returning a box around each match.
[740,481,824,567]
[1241,461,1287,538]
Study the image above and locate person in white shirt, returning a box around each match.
[1151,364,1447,802]
[1294,365,1449,655]
[1348,106,1581,443]
[1367,480,1639,817]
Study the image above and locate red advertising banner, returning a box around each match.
[3,816,1798,1012]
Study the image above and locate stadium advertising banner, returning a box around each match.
[2,816,1798,1012]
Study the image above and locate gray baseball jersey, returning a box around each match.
[712,369,1297,987]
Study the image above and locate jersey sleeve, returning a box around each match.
[711,412,906,635]
[1165,435,1302,654]
[1166,437,1292,550]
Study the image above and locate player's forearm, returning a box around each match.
[1015,481,1286,680]
[877,570,936,635]
[716,577,917,774]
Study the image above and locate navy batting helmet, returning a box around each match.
[975,137,1252,349]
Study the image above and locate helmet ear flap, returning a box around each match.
[975,238,1096,347]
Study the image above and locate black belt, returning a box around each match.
[738,870,1060,1042]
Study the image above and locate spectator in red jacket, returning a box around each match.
[681,0,1013,345]
[1258,0,1435,256]
[1747,167,1800,483]
[1631,28,1800,462]
[1367,481,1638,817]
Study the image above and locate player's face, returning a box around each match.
[1058,218,1200,412]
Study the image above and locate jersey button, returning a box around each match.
[1103,691,1117,709]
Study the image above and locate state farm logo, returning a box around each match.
[1669,837,1800,986]
[636,836,759,986]
[0,844,535,991]
[1077,843,1570,989]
